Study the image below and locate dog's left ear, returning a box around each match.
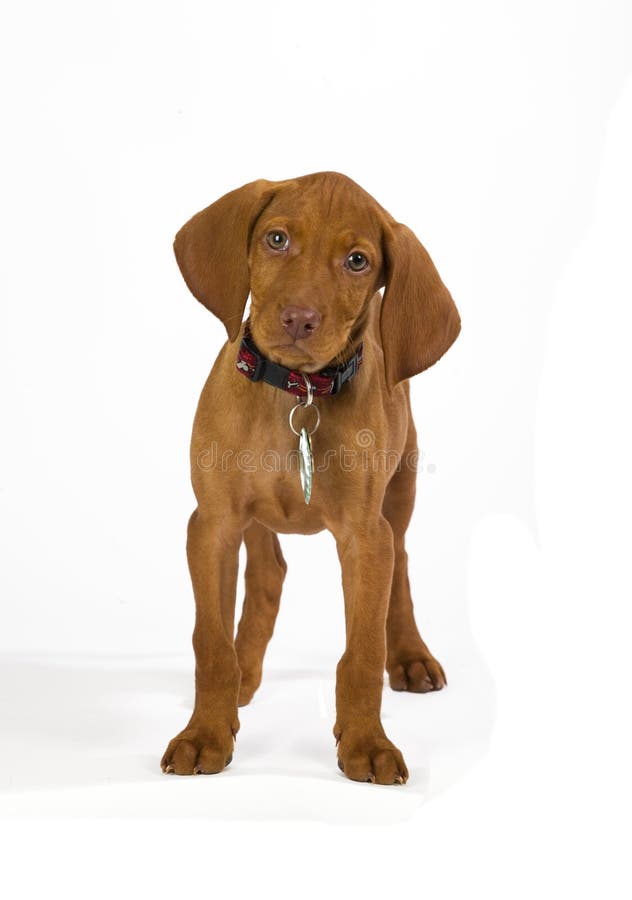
[173,179,276,341]
[380,220,461,388]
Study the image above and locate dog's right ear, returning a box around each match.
[174,179,276,341]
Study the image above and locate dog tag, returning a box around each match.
[298,426,313,504]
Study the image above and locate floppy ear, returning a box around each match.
[174,179,276,341]
[380,220,461,387]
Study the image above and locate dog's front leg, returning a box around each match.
[161,509,241,775]
[333,516,409,785]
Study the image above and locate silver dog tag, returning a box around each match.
[298,427,313,505]
[289,382,319,506]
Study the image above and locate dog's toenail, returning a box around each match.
[225,753,233,766]
[366,774,375,783]
[337,758,344,773]
[164,764,174,774]
[394,774,405,784]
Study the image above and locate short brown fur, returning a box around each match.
[161,172,460,785]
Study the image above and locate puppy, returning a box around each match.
[161,172,460,784]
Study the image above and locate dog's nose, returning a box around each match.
[280,305,322,341]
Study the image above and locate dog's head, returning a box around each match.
[174,172,460,386]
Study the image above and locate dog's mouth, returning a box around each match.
[267,339,319,366]
[251,333,358,374]
[248,321,335,372]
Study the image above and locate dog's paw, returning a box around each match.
[335,728,409,785]
[161,722,236,776]
[387,652,447,693]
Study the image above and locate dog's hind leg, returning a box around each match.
[235,521,287,706]
[382,412,447,694]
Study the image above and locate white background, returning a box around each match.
[1,0,631,896]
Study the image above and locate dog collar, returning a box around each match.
[236,324,363,398]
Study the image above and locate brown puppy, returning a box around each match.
[161,172,460,785]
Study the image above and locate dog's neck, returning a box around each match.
[236,323,363,398]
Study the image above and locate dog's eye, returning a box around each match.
[345,251,369,272]
[266,230,289,251]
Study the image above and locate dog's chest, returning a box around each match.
[238,414,405,533]
[192,358,410,534]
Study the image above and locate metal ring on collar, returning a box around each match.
[289,401,320,436]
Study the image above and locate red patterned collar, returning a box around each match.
[236,324,363,398]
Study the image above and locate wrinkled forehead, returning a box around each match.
[261,174,384,241]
